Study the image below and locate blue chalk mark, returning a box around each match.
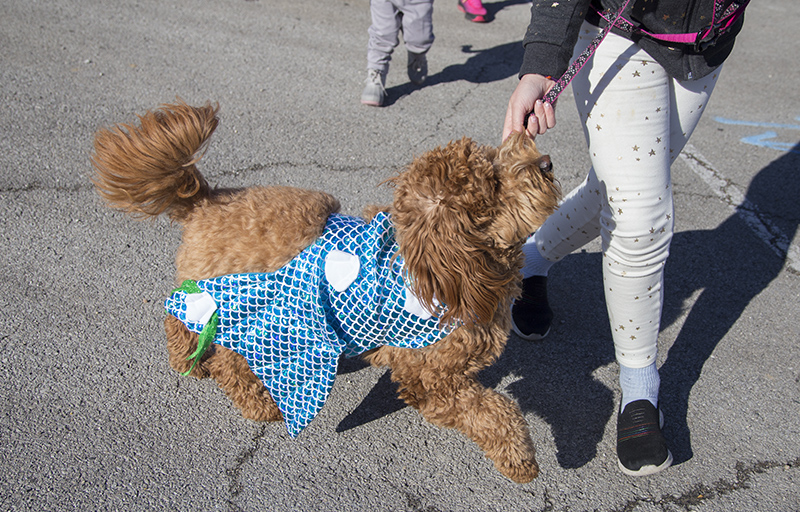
[714,116,800,154]
[739,132,800,154]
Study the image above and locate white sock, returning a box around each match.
[619,362,660,412]
[521,238,555,278]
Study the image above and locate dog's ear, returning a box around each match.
[489,132,561,248]
[390,138,515,326]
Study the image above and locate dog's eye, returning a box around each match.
[538,156,553,174]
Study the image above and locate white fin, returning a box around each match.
[325,250,361,292]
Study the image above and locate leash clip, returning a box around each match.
[693,24,717,51]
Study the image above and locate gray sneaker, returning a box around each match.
[361,68,386,106]
[407,51,428,85]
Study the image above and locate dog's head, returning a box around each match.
[390,133,560,326]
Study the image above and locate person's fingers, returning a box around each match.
[503,74,557,141]
[543,100,556,130]
[504,96,533,140]
[502,105,517,141]
[528,100,546,136]
[525,112,539,139]
[530,99,557,135]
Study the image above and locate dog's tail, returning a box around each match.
[91,101,219,222]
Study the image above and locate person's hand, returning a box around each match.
[502,73,557,141]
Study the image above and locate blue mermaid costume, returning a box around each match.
[164,212,453,437]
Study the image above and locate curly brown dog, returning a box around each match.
[91,101,560,483]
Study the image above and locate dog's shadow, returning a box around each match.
[338,142,800,469]
[336,253,616,469]
[383,40,523,107]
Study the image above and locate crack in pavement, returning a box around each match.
[610,457,800,512]
[215,161,398,179]
[225,424,268,512]
[220,424,796,511]
[0,181,87,194]
[679,144,800,275]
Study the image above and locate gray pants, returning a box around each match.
[367,0,434,72]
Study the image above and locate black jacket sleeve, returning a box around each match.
[520,0,592,79]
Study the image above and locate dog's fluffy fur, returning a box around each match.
[92,101,560,483]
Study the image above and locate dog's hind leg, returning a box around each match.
[164,315,282,422]
[165,315,211,378]
[203,343,283,422]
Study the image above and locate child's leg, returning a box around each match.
[570,25,721,476]
[398,0,434,55]
[522,168,604,278]
[367,0,402,73]
[569,25,720,378]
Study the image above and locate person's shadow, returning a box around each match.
[337,142,800,470]
[383,40,523,106]
[657,142,800,464]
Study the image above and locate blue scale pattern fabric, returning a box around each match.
[164,212,453,437]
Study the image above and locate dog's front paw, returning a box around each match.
[495,457,540,483]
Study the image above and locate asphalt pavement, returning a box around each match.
[1,0,798,510]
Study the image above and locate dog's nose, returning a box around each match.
[538,155,553,174]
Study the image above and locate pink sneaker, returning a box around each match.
[457,0,487,22]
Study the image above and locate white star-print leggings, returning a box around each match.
[524,23,721,368]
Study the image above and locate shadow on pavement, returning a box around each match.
[382,40,523,106]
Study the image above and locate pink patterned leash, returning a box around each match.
[541,0,632,105]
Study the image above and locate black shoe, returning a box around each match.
[617,400,673,476]
[511,276,553,341]
[407,51,428,85]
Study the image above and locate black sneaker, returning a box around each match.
[511,276,553,341]
[407,51,428,85]
[617,400,673,476]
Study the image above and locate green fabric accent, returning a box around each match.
[173,279,202,295]
[170,280,219,376]
[182,313,218,376]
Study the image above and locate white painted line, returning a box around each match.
[679,143,800,274]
